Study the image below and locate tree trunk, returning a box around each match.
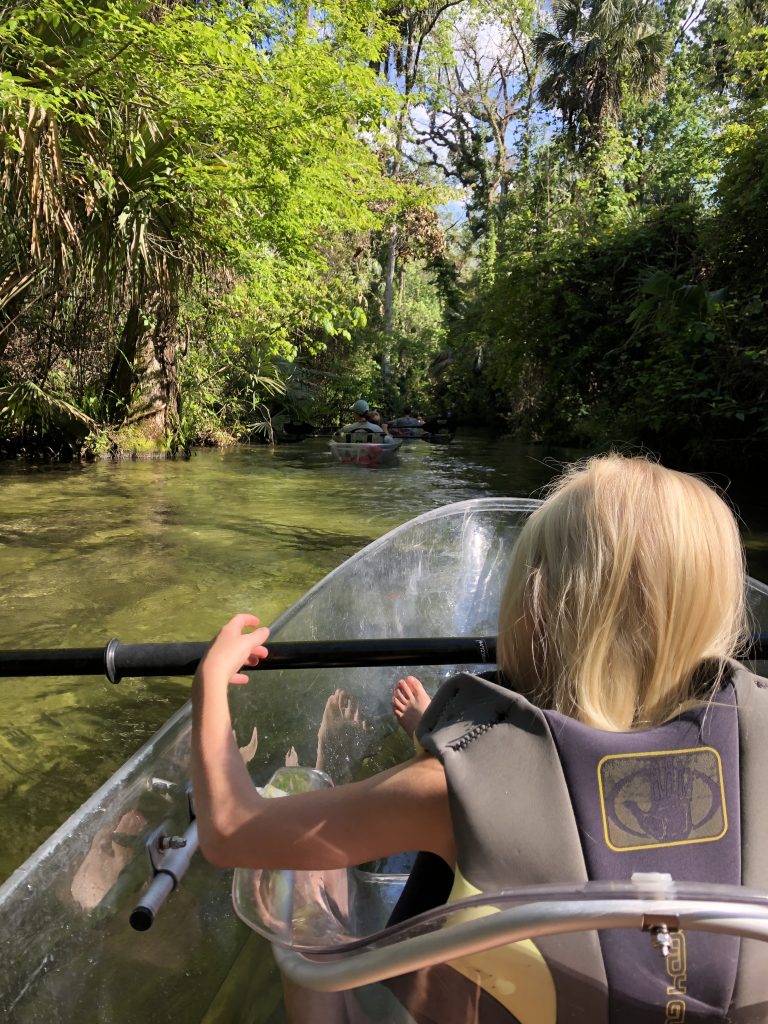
[382,225,397,378]
[104,302,143,420]
[106,293,181,445]
[126,296,180,443]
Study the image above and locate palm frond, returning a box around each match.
[551,0,582,39]
[0,379,96,429]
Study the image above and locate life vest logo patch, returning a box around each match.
[597,747,727,851]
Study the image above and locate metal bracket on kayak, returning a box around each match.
[130,786,198,932]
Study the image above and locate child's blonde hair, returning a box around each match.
[497,454,748,731]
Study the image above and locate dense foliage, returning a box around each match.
[417,0,768,467]
[1,0,766,466]
[0,0,403,452]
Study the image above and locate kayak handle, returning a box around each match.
[130,819,199,932]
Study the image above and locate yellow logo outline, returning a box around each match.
[597,746,727,852]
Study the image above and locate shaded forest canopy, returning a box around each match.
[1,0,766,467]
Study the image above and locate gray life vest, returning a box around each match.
[396,660,768,1024]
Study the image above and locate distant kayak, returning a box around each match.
[388,425,428,440]
[329,434,402,466]
[388,426,454,444]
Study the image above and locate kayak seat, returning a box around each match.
[333,430,384,444]
[232,768,768,1003]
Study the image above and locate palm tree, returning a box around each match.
[535,0,669,147]
[0,2,192,440]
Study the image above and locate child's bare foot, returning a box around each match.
[316,689,370,783]
[392,676,431,736]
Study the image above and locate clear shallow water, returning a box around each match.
[0,436,766,881]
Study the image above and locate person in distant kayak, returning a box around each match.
[338,399,384,435]
[193,454,767,1023]
[368,409,389,433]
[389,407,423,428]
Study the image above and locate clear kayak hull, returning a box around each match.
[387,426,427,439]
[328,438,402,465]
[1,498,767,1023]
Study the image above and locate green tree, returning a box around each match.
[0,0,404,451]
[535,0,668,148]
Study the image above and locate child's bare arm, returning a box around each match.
[192,614,454,871]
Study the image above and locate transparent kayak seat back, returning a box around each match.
[234,767,768,994]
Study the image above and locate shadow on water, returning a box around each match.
[0,435,766,882]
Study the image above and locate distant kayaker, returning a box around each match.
[338,398,384,435]
[368,409,389,433]
[389,407,423,428]
[192,453,764,1021]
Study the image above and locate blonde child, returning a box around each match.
[192,454,766,1021]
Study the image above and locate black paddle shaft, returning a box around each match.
[0,633,765,683]
[0,636,499,683]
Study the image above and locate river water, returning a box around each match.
[1,436,766,882]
